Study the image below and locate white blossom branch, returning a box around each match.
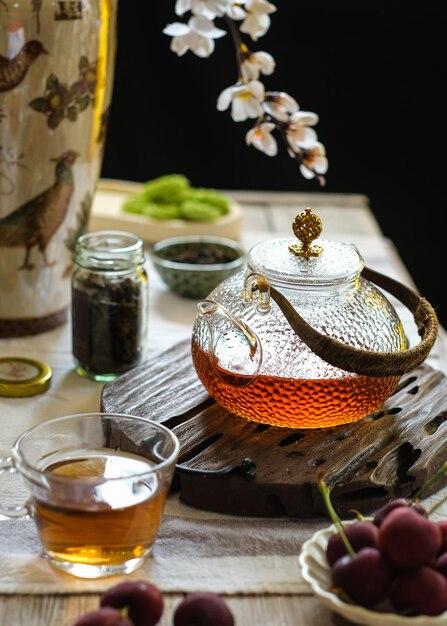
[164,0,327,184]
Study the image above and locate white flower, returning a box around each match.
[264,91,299,122]
[286,111,319,149]
[246,122,278,156]
[217,80,265,121]
[163,16,226,57]
[240,50,275,81]
[300,143,328,179]
[175,0,231,19]
[165,1,327,185]
[225,3,247,20]
[240,0,277,40]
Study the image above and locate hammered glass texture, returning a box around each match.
[247,238,364,286]
[192,271,406,381]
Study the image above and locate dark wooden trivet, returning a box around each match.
[101,339,447,518]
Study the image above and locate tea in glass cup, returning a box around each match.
[0,413,179,578]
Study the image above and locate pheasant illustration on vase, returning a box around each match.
[0,40,48,93]
[0,150,79,269]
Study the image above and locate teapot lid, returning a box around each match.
[247,208,364,288]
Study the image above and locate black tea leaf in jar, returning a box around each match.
[71,231,148,381]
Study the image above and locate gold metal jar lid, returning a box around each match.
[0,357,52,397]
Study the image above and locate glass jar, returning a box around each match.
[71,231,148,381]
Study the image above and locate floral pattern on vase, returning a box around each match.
[0,0,117,337]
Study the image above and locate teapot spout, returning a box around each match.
[196,300,263,386]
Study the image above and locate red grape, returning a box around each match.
[378,506,442,570]
[438,520,447,553]
[100,580,163,626]
[173,592,234,626]
[390,567,447,616]
[326,521,378,567]
[318,471,447,618]
[73,607,133,626]
[435,552,447,578]
[331,547,393,608]
[373,498,426,527]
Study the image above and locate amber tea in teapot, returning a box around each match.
[191,342,399,428]
[191,209,437,429]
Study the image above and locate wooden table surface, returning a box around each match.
[0,181,445,626]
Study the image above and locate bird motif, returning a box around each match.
[0,40,48,93]
[0,150,79,270]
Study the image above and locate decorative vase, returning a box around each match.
[0,0,117,337]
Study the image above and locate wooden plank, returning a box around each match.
[0,594,339,626]
[269,205,382,237]
[222,189,370,208]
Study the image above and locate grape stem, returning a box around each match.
[413,461,447,501]
[348,508,364,521]
[317,478,356,558]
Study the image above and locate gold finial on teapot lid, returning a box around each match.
[289,208,323,258]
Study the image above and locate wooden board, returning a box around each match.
[89,179,242,243]
[101,339,447,518]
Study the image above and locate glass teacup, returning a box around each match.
[0,413,179,579]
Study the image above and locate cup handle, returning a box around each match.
[0,456,30,519]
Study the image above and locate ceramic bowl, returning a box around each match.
[299,522,447,626]
[151,235,245,299]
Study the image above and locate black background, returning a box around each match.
[101,2,445,326]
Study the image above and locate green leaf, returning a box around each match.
[48,110,64,129]
[143,203,182,220]
[77,96,91,111]
[179,200,222,222]
[46,73,59,90]
[29,96,48,113]
[122,196,150,214]
[182,187,230,214]
[142,174,191,204]
[122,175,230,223]
[79,56,90,72]
[67,105,78,121]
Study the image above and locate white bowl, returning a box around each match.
[299,523,447,626]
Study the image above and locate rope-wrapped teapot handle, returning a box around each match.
[268,266,438,377]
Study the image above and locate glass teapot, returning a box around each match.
[191,209,438,429]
